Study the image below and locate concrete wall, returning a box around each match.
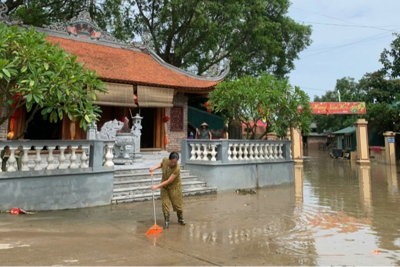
[167,92,188,152]
[0,169,114,211]
[185,161,294,191]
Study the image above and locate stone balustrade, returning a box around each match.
[181,139,292,165]
[0,140,114,173]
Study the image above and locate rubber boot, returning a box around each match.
[177,211,186,226]
[163,213,170,229]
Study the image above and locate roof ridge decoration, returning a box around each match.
[0,2,23,26]
[45,10,120,43]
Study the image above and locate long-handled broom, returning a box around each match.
[145,171,163,235]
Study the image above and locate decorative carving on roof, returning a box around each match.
[44,10,121,43]
[204,59,230,78]
[46,21,66,32]
[0,2,23,26]
[127,32,152,53]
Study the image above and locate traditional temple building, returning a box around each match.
[2,10,228,152]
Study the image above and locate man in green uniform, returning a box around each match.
[149,152,186,229]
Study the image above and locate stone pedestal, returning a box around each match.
[290,127,303,164]
[354,119,370,165]
[114,133,134,165]
[383,131,396,165]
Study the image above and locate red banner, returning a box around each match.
[310,102,366,115]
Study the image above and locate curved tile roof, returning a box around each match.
[46,36,223,92]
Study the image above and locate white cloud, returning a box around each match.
[288,0,400,99]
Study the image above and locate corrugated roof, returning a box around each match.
[333,126,356,135]
[46,36,222,91]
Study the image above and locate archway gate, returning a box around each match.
[292,102,369,164]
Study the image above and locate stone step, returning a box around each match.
[111,187,217,203]
[114,165,185,175]
[113,181,207,197]
[113,175,200,189]
[113,170,191,182]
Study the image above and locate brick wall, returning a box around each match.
[166,93,188,152]
[0,106,8,140]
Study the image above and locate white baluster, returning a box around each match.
[21,146,30,171]
[68,146,78,169]
[80,146,89,168]
[232,143,238,160]
[46,146,56,170]
[202,144,209,161]
[290,144,293,159]
[228,143,232,161]
[273,144,278,159]
[254,143,260,159]
[7,147,18,172]
[210,145,217,161]
[190,144,196,160]
[195,144,201,160]
[244,144,249,160]
[268,144,273,159]
[34,147,42,171]
[239,144,244,160]
[58,146,68,169]
[279,143,284,159]
[104,141,115,167]
[259,143,265,159]
[249,143,254,160]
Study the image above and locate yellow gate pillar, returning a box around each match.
[290,127,303,164]
[383,131,396,165]
[354,119,370,164]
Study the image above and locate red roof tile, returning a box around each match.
[46,36,221,91]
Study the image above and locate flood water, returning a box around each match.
[1,149,400,266]
[290,149,400,265]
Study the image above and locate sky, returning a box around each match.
[287,0,400,101]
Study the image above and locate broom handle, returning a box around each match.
[151,171,157,224]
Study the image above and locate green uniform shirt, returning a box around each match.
[161,158,181,189]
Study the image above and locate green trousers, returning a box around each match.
[161,185,183,214]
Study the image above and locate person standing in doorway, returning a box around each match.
[196,122,212,140]
[149,152,186,229]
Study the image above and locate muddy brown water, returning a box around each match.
[1,150,400,265]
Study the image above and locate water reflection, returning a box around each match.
[76,151,400,265]
[386,165,398,197]
[294,164,304,204]
[358,165,372,215]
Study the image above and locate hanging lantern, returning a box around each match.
[204,101,212,113]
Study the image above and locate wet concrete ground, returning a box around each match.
[1,150,400,266]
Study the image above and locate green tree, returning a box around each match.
[0,23,106,138]
[7,0,312,79]
[380,32,400,78]
[208,73,312,139]
[130,0,312,78]
[312,77,365,133]
[360,71,400,133]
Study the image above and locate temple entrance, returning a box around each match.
[25,106,61,140]
[97,106,164,150]
[140,108,156,149]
